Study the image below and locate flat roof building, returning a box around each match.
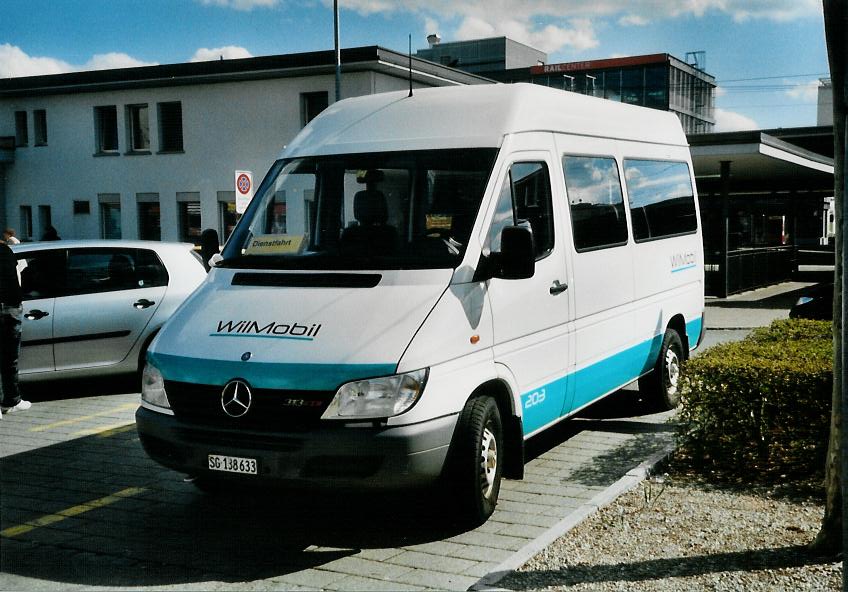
[486,53,717,134]
[0,46,490,242]
[416,36,547,73]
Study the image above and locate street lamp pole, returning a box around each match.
[334,0,341,102]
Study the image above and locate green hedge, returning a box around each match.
[677,318,833,480]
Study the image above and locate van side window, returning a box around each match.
[485,162,554,260]
[623,160,697,241]
[563,156,628,251]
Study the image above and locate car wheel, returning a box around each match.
[639,329,684,410]
[448,395,503,526]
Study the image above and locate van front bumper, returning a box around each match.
[135,407,457,489]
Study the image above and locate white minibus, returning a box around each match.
[137,84,704,524]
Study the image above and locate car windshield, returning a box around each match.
[220,149,499,270]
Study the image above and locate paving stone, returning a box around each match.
[386,550,477,574]
[390,567,479,591]
[269,568,349,589]
[326,575,422,591]
[321,555,413,580]
[448,531,528,551]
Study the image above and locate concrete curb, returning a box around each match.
[469,441,678,591]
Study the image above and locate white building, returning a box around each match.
[0,46,490,242]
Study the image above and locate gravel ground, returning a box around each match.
[498,474,841,591]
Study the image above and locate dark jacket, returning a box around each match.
[0,243,22,307]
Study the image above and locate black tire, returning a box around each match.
[638,329,684,410]
[447,396,503,526]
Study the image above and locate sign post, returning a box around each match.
[234,170,254,214]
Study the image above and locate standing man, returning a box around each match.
[0,242,30,416]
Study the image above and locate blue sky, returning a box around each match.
[1,0,830,131]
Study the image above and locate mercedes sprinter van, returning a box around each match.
[136,84,704,524]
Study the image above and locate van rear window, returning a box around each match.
[623,160,697,242]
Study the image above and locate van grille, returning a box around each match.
[165,381,333,430]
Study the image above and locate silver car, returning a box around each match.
[12,240,207,382]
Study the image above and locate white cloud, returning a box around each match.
[85,53,158,70]
[785,79,820,103]
[0,44,156,78]
[329,0,821,55]
[0,44,71,77]
[618,14,649,26]
[714,108,759,132]
[198,0,280,10]
[714,86,727,98]
[190,46,254,62]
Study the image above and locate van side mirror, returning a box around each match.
[496,226,535,280]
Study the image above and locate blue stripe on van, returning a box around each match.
[148,351,396,391]
[520,318,703,435]
[686,316,703,350]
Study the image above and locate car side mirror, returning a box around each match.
[496,226,535,280]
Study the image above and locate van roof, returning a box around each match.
[282,83,688,158]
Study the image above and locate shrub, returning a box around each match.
[677,318,832,480]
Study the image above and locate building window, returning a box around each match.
[178,201,202,245]
[99,195,122,239]
[14,111,27,147]
[301,91,328,127]
[33,109,47,146]
[38,205,52,239]
[73,200,91,215]
[158,102,183,152]
[217,191,238,242]
[126,104,150,152]
[178,192,201,244]
[19,206,32,240]
[563,155,628,252]
[137,196,161,241]
[95,106,119,153]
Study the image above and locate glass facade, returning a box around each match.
[490,55,715,134]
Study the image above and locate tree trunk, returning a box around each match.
[812,0,846,558]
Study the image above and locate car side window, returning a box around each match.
[485,161,554,260]
[16,250,66,301]
[64,248,168,296]
[563,155,629,252]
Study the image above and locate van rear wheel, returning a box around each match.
[639,329,684,410]
[447,395,503,526]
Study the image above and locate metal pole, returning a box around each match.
[720,160,731,298]
[334,0,341,102]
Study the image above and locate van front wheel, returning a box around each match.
[448,395,503,526]
[639,329,684,410]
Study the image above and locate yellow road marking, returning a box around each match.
[72,422,136,438]
[1,487,148,538]
[29,402,138,433]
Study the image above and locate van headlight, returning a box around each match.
[141,363,171,411]
[321,369,428,420]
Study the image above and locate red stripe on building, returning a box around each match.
[530,53,669,75]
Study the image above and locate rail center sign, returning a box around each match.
[235,170,254,214]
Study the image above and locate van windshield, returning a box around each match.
[220,149,498,270]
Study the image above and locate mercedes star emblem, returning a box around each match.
[221,380,253,418]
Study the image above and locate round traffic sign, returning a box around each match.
[237,173,251,195]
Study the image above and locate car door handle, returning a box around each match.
[549,280,568,295]
[133,299,156,310]
[25,309,50,320]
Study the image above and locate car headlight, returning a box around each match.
[321,369,428,420]
[141,363,171,411]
